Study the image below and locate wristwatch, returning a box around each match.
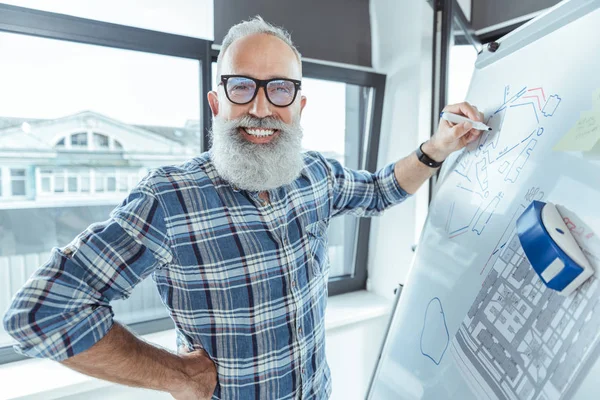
[415,141,444,168]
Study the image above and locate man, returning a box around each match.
[3,16,484,400]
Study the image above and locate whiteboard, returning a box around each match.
[369,0,600,399]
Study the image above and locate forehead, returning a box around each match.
[220,33,301,80]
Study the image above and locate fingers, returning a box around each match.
[443,102,482,122]
[450,121,473,140]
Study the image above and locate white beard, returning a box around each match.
[209,114,305,192]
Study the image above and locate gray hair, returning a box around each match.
[216,16,302,81]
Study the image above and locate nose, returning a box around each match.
[248,87,273,118]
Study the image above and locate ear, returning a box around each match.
[207,91,219,116]
[299,95,307,115]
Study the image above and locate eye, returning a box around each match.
[268,82,293,94]
[231,84,252,91]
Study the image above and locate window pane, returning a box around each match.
[301,78,370,280]
[107,176,116,192]
[67,176,78,192]
[71,132,88,147]
[114,140,123,150]
[54,174,65,192]
[2,0,214,40]
[93,133,109,149]
[41,177,51,192]
[118,174,129,192]
[55,138,65,147]
[95,174,105,192]
[10,169,25,177]
[0,31,201,347]
[11,180,25,196]
[81,176,90,192]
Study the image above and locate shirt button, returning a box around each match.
[291,280,297,288]
[301,368,306,375]
[298,327,303,335]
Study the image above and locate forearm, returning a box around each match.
[393,141,443,194]
[60,322,187,394]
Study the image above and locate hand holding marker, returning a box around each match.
[441,112,492,131]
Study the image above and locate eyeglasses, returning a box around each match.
[219,75,302,107]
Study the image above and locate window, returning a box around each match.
[107,176,117,192]
[95,172,105,193]
[54,173,65,193]
[81,172,91,193]
[67,175,78,192]
[118,173,129,192]
[70,132,88,147]
[300,78,366,279]
[40,168,52,193]
[93,133,109,149]
[10,169,26,196]
[0,5,210,362]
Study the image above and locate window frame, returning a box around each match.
[0,3,212,365]
[9,168,27,197]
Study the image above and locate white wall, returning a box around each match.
[368,0,434,300]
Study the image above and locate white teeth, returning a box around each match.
[244,128,276,137]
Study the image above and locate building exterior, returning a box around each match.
[0,110,201,210]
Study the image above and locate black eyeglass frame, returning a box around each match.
[219,74,302,107]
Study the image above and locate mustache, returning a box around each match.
[218,115,292,133]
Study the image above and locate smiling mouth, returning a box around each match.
[241,127,278,137]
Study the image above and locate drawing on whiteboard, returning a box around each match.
[472,192,504,235]
[479,203,527,276]
[523,87,547,111]
[476,158,489,191]
[525,187,545,202]
[451,228,600,400]
[421,297,450,365]
[511,102,540,124]
[447,85,561,240]
[505,139,537,183]
[542,94,562,117]
[447,201,482,238]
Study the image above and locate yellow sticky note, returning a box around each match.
[594,87,600,111]
[553,110,600,152]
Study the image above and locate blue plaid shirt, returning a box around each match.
[3,150,409,399]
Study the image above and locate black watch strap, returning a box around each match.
[415,142,444,168]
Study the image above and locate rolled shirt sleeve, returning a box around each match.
[2,172,172,361]
[313,152,411,218]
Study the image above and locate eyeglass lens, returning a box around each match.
[226,77,296,106]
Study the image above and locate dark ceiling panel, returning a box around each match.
[214,0,371,67]
[472,0,561,31]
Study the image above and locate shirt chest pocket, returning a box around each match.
[305,220,329,277]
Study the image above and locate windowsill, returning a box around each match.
[0,290,392,400]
